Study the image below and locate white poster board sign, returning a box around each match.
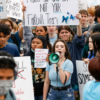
[6,0,23,20]
[12,57,34,100]
[35,49,48,68]
[24,0,79,26]
[0,0,7,18]
[76,60,94,100]
[78,0,87,11]
[88,0,100,7]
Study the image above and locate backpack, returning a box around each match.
[11,34,20,52]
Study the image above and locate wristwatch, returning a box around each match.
[58,68,63,70]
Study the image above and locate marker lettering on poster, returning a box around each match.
[0,1,7,18]
[76,61,94,100]
[24,0,79,26]
[6,0,23,20]
[11,57,34,100]
[35,49,48,68]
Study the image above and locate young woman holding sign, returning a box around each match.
[25,35,47,100]
[57,14,85,98]
[22,5,52,54]
[43,39,75,100]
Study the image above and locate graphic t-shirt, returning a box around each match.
[25,51,45,96]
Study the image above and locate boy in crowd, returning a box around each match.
[47,26,57,46]
[0,51,17,100]
[0,24,19,57]
[73,9,90,36]
[0,18,23,51]
[87,14,95,26]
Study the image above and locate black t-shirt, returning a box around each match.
[25,51,45,96]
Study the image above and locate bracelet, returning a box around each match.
[58,68,63,70]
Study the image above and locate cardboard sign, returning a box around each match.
[78,0,87,11]
[12,57,34,100]
[0,0,7,18]
[24,0,79,26]
[76,60,94,100]
[6,0,23,20]
[88,0,100,7]
[35,49,48,68]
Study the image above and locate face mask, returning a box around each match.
[0,80,13,95]
[31,48,35,53]
[31,27,36,30]
[11,32,13,34]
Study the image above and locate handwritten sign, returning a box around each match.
[78,0,87,11]
[0,0,7,18]
[76,60,94,100]
[35,49,48,68]
[6,0,23,20]
[24,0,79,26]
[88,0,100,7]
[12,57,34,100]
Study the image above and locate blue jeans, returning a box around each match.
[47,87,75,100]
[35,95,43,100]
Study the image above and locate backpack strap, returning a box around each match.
[11,34,20,52]
[9,89,13,98]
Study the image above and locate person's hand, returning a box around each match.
[57,60,62,68]
[76,13,81,20]
[20,0,24,6]
[84,59,89,64]
[22,5,26,12]
[83,31,88,35]
[20,53,24,57]
[46,54,50,62]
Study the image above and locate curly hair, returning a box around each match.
[79,9,88,16]
[0,24,11,36]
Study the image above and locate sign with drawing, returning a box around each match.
[12,57,34,100]
[24,0,79,26]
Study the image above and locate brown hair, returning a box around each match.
[53,39,71,60]
[79,9,88,16]
[90,33,100,55]
[89,55,100,80]
[0,18,14,29]
[94,6,100,22]
[87,6,95,16]
[58,26,75,42]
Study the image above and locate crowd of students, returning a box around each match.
[0,4,100,100]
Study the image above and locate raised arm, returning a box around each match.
[21,4,33,51]
[76,14,82,37]
[18,24,23,40]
